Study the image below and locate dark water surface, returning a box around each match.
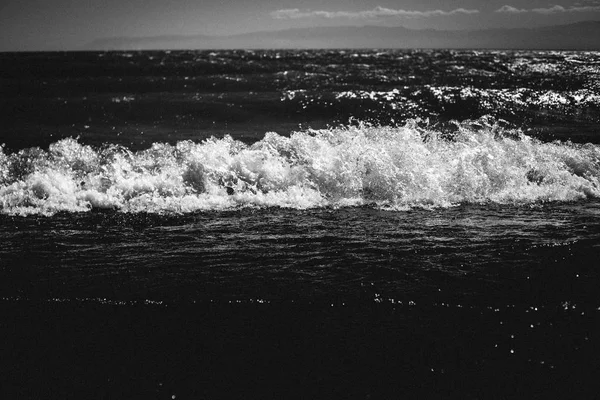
[2,50,600,398]
[2,204,600,305]
[2,204,600,398]
[2,49,600,151]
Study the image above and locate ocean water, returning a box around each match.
[1,50,600,398]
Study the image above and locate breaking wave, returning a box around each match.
[1,117,599,216]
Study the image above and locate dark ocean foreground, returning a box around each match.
[1,50,600,399]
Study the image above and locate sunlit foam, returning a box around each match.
[1,117,599,216]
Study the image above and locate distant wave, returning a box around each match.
[1,117,600,216]
[280,86,600,121]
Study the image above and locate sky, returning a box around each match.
[1,0,600,50]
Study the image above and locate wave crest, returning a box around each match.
[1,118,599,215]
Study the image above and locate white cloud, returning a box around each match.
[495,5,528,13]
[532,5,568,13]
[533,4,600,13]
[270,6,480,20]
[495,4,600,14]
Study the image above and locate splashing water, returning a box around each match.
[1,118,599,216]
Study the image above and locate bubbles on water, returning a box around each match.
[1,117,600,215]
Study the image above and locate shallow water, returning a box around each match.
[2,201,599,305]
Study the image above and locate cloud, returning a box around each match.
[495,5,528,13]
[270,6,480,20]
[532,5,568,13]
[496,4,600,14]
[533,4,600,13]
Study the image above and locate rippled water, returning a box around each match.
[1,202,599,305]
[2,49,600,150]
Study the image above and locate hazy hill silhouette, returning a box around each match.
[88,21,600,50]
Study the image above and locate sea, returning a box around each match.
[1,49,600,399]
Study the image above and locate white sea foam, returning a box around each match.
[1,118,599,215]
[424,86,600,109]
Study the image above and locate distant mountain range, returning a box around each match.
[88,21,600,50]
